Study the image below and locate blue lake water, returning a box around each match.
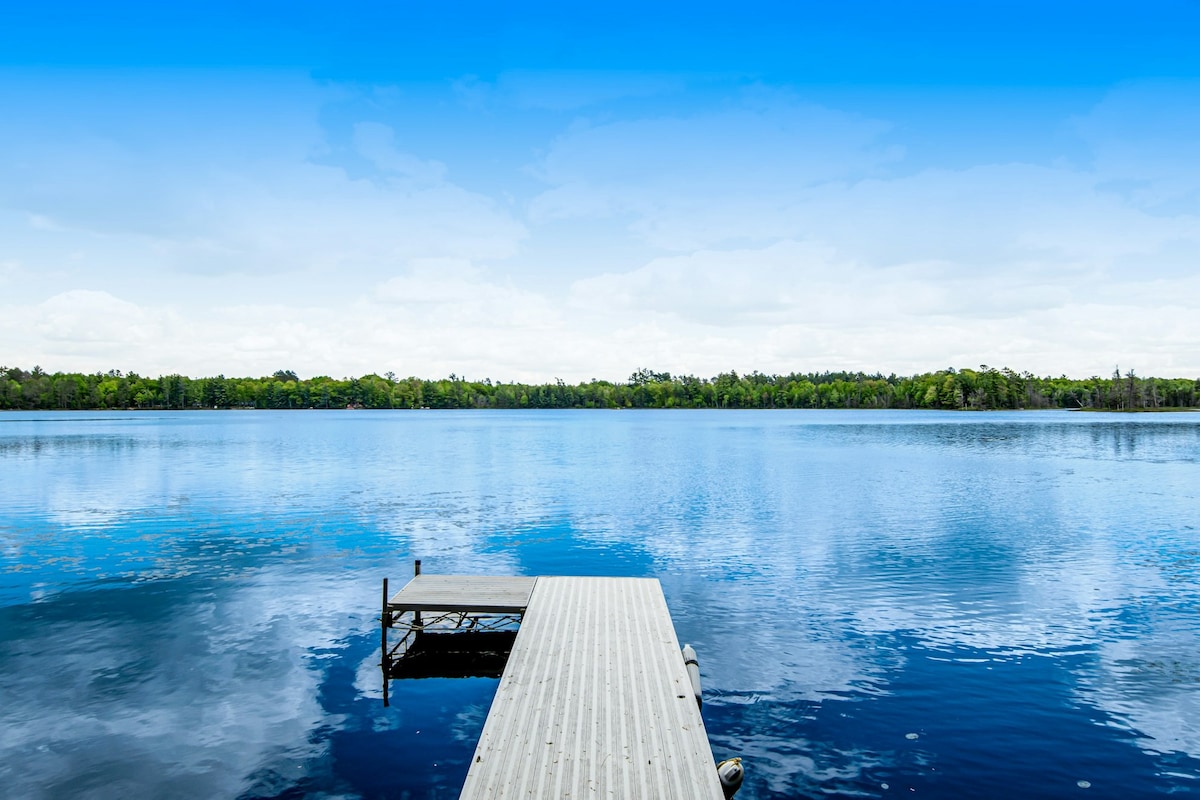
[2,409,1199,799]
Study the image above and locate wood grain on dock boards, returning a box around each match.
[460,577,724,800]
[388,575,536,614]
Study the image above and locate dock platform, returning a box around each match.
[387,574,536,614]
[383,569,727,800]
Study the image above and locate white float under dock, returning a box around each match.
[383,571,727,800]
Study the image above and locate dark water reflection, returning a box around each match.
[2,409,1199,798]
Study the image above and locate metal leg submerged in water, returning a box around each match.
[381,576,390,707]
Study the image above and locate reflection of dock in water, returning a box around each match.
[381,562,739,799]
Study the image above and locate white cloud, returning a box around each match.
[3,74,1199,380]
[352,122,448,183]
[529,93,901,250]
[0,258,19,286]
[6,248,1198,380]
[0,77,526,284]
[1076,80,1200,212]
[32,290,170,344]
[796,162,1200,274]
[569,240,851,323]
[562,231,1200,377]
[518,82,1200,377]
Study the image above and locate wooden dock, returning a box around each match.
[384,571,727,800]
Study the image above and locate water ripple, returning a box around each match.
[2,409,1199,797]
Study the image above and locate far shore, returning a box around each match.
[1071,406,1199,413]
[5,405,1200,414]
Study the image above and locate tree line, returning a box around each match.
[2,365,1196,412]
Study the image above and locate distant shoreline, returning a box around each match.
[1070,406,1199,413]
[4,406,1199,415]
[3,366,1197,413]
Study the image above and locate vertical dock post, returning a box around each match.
[381,577,390,707]
[413,560,422,631]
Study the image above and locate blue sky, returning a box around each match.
[2,2,1199,380]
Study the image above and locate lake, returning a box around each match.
[2,409,1199,799]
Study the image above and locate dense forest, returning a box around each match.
[1,365,1196,412]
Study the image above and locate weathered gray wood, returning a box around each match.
[459,577,724,800]
[387,574,536,614]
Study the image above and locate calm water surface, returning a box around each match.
[2,409,1199,798]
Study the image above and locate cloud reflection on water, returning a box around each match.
[3,410,1200,798]
[0,570,370,799]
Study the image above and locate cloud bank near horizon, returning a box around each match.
[2,6,1199,381]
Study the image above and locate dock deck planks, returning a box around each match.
[458,576,724,800]
[388,574,536,614]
